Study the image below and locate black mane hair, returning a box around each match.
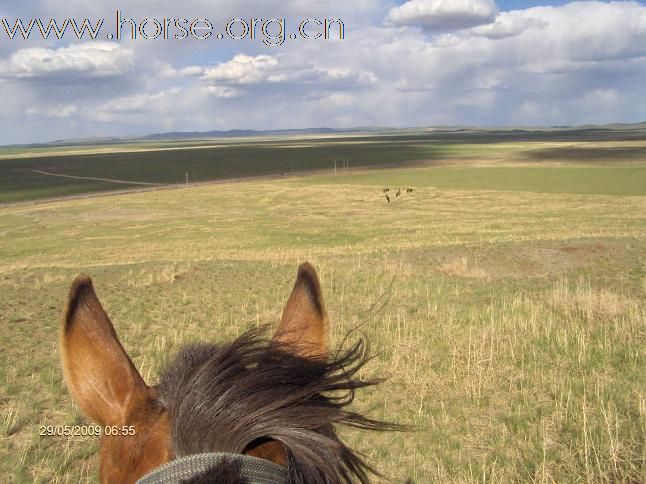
[156,327,399,484]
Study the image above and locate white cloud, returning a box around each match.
[201,54,377,88]
[204,85,241,98]
[201,54,282,85]
[336,1,646,126]
[386,0,499,31]
[380,1,646,87]
[572,88,621,121]
[156,61,204,78]
[470,11,545,39]
[582,89,619,107]
[0,42,134,80]
[93,88,182,119]
[26,104,79,119]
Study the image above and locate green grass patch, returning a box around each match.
[307,165,646,196]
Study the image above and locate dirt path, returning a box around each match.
[3,163,414,208]
[3,171,302,208]
[30,169,165,186]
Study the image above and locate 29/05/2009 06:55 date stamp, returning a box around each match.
[40,425,136,437]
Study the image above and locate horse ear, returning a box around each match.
[273,263,329,359]
[60,276,149,426]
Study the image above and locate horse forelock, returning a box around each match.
[155,327,395,484]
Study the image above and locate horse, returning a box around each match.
[60,263,397,483]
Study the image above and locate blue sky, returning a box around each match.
[1,0,646,144]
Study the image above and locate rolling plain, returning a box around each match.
[1,128,644,482]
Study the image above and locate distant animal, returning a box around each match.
[395,189,401,198]
[59,263,399,483]
[383,188,390,193]
[406,188,413,193]
[386,194,390,203]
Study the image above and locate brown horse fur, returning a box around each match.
[60,262,398,483]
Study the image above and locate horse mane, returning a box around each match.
[156,327,397,484]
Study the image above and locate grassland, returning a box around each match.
[3,128,646,204]
[0,136,645,482]
[309,165,646,196]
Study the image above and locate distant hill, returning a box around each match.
[15,127,393,149]
[140,127,390,140]
[3,122,646,149]
[102,121,646,143]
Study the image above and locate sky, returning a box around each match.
[0,0,645,144]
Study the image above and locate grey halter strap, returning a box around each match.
[136,452,289,484]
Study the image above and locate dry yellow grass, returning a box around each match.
[549,277,634,321]
[0,172,644,482]
[438,257,489,279]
